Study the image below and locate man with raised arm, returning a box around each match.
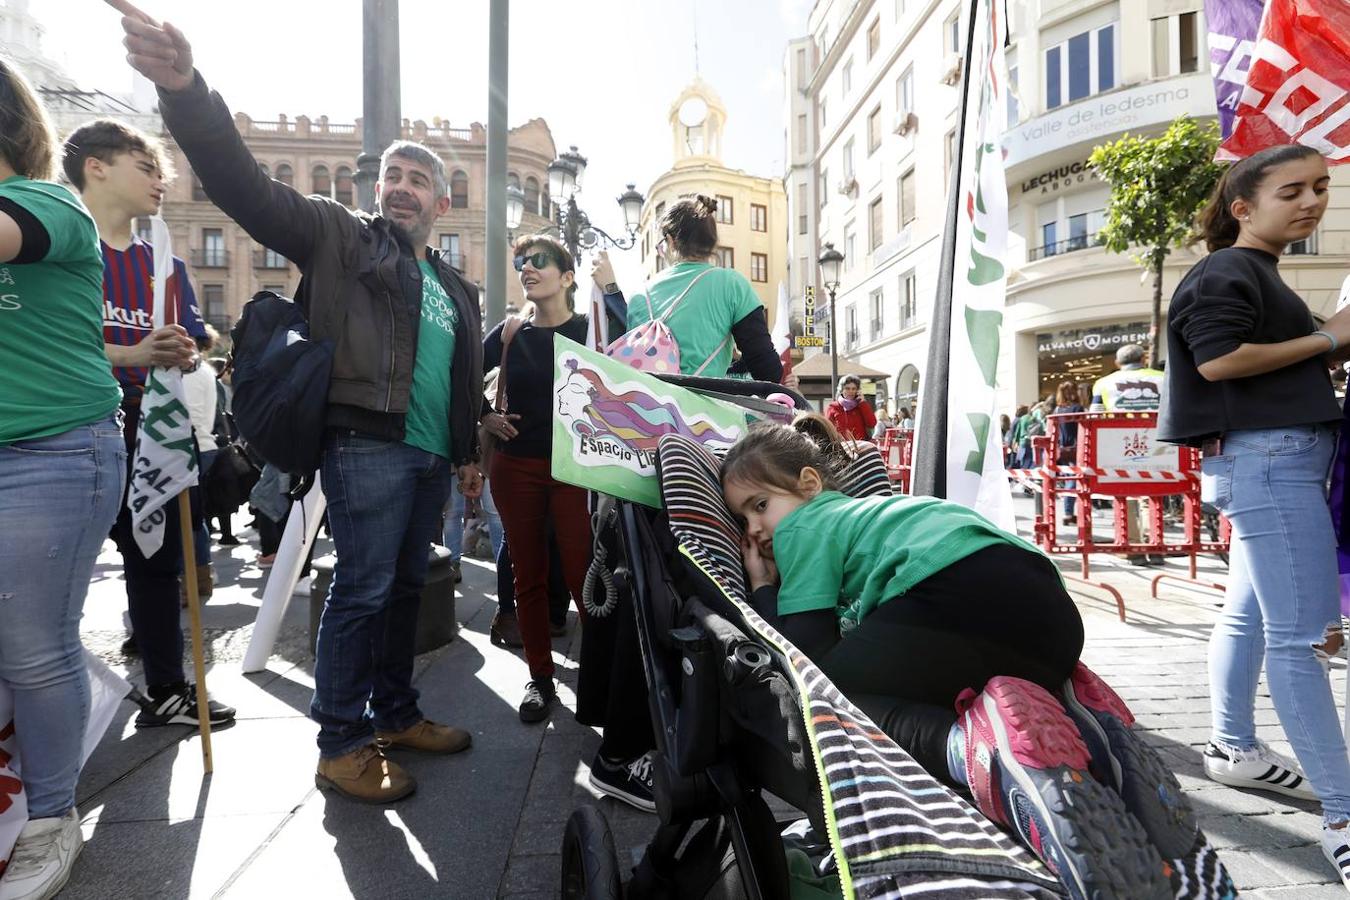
[111,0,484,804]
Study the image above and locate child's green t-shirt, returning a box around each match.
[772,491,1041,631]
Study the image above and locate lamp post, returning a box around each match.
[541,145,644,259]
[818,242,845,397]
[505,183,525,235]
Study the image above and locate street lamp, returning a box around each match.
[539,146,644,260]
[505,184,525,233]
[818,242,845,396]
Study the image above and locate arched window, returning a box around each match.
[275,163,294,187]
[451,170,469,209]
[259,162,270,178]
[507,172,521,191]
[311,164,331,197]
[334,165,354,205]
[524,176,540,215]
[190,171,207,202]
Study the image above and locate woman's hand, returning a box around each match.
[591,250,617,291]
[741,534,779,591]
[483,411,521,441]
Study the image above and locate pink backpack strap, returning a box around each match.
[656,267,715,323]
[690,334,733,377]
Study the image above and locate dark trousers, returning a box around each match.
[111,404,187,693]
[819,544,1084,782]
[490,453,592,679]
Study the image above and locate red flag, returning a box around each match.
[1218,0,1350,164]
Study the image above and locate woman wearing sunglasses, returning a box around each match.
[480,236,593,725]
[629,195,782,382]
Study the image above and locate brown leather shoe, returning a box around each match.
[490,610,524,648]
[375,719,472,755]
[315,743,415,803]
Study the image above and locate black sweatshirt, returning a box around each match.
[483,314,589,459]
[1157,247,1340,446]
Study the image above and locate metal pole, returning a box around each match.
[828,287,839,397]
[484,0,509,329]
[355,0,401,214]
[563,195,581,260]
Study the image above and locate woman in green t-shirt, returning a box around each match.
[720,416,1180,900]
[625,196,782,382]
[0,58,126,899]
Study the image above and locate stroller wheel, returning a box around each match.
[562,805,623,900]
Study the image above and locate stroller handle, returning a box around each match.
[650,374,810,411]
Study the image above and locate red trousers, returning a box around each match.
[490,453,592,677]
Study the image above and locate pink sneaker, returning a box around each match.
[957,676,1170,900]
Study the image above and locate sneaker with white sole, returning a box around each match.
[135,686,236,729]
[1322,823,1350,892]
[1203,739,1315,800]
[0,807,82,900]
[588,751,656,813]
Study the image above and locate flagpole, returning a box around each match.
[176,491,213,773]
[912,0,981,499]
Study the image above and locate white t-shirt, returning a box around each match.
[182,363,219,453]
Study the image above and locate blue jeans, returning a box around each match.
[443,479,503,562]
[193,448,217,567]
[0,415,125,817]
[1202,424,1350,823]
[311,434,454,758]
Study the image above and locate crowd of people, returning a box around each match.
[4,3,1350,897]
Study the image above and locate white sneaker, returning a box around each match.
[1322,823,1350,892]
[1202,740,1316,799]
[0,808,83,900]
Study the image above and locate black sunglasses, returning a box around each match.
[513,251,556,272]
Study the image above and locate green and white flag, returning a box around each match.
[551,338,757,508]
[937,0,1014,531]
[127,215,197,556]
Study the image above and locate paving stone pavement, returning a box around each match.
[58,501,1348,897]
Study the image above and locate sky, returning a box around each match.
[37,0,814,286]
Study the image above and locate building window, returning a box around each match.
[867,105,882,154]
[799,256,809,291]
[843,222,856,270]
[843,57,854,95]
[869,195,884,250]
[819,169,829,211]
[945,12,961,55]
[715,246,735,269]
[796,183,808,235]
[796,47,808,88]
[896,66,914,116]
[655,201,666,221]
[869,288,884,340]
[524,176,541,214]
[202,284,225,326]
[845,304,859,350]
[843,138,855,180]
[1031,203,1105,260]
[751,203,767,232]
[751,252,768,282]
[450,170,469,208]
[944,129,957,187]
[716,195,734,224]
[1152,12,1200,78]
[439,233,462,268]
[311,165,331,197]
[1006,57,1020,125]
[334,165,354,205]
[262,284,286,296]
[895,0,905,20]
[1287,233,1319,255]
[259,163,270,179]
[898,169,916,228]
[198,228,226,268]
[1045,23,1116,110]
[274,163,293,187]
[819,97,828,132]
[190,171,207,202]
[796,113,808,154]
[135,218,152,242]
[255,246,287,269]
[507,172,520,194]
[900,270,917,329]
[867,18,881,60]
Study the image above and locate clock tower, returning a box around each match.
[669,80,727,165]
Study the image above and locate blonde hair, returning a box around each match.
[0,58,58,181]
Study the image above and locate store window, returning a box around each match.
[1152,12,1201,78]
[1036,322,1151,398]
[1045,22,1116,110]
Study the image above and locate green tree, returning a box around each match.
[1088,117,1224,364]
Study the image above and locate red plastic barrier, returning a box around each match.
[878,428,913,495]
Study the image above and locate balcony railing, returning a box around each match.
[1028,232,1102,262]
[253,250,289,269]
[191,249,229,268]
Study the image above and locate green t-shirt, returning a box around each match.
[0,177,122,444]
[402,260,459,459]
[773,491,1041,631]
[627,261,763,377]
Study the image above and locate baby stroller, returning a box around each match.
[560,376,1235,900]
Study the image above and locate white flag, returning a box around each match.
[586,280,609,352]
[944,0,1015,532]
[126,216,198,557]
[770,281,791,357]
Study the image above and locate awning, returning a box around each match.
[792,352,890,380]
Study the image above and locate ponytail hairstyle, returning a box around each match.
[721,412,846,498]
[661,194,719,260]
[1195,144,1323,252]
[0,57,58,181]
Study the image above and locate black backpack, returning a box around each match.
[228,290,333,476]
